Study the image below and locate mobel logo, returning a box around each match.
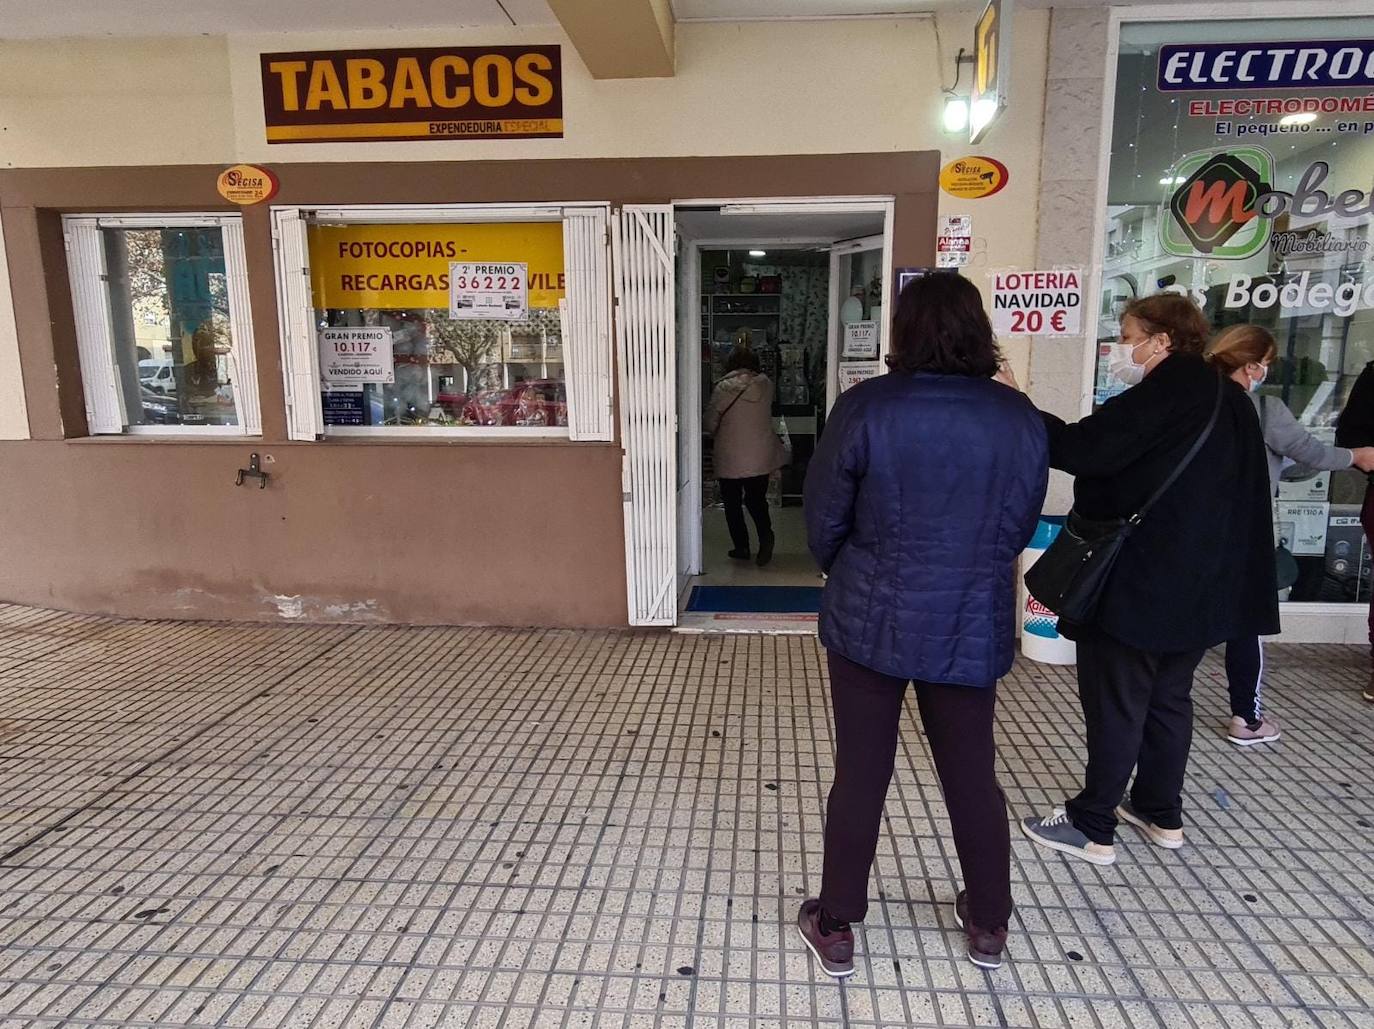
[1160,146,1274,259]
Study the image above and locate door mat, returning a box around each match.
[686,586,823,613]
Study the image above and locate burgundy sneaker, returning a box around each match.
[954,891,1008,970]
[797,899,855,978]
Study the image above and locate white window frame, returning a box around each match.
[270,202,615,441]
[62,213,262,438]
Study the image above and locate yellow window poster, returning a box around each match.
[308,222,565,311]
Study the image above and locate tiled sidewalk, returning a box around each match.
[0,604,1371,1028]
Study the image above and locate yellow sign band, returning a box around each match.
[267,119,564,142]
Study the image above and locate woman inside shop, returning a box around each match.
[798,272,1047,977]
[704,346,787,567]
[1020,295,1278,865]
[1206,325,1374,744]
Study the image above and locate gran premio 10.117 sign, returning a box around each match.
[260,45,563,144]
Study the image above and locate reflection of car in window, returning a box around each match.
[436,379,568,427]
[140,387,176,424]
[138,359,175,394]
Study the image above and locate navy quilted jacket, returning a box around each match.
[805,371,1049,687]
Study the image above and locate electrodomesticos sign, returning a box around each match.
[1159,39,1374,91]
[307,222,564,311]
[260,45,562,144]
[939,157,1009,199]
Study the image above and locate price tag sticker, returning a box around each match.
[991,270,1083,337]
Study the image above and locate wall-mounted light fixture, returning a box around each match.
[942,48,976,136]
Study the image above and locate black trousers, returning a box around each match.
[719,475,772,553]
[819,651,1013,931]
[1224,635,1264,722]
[1065,628,1205,846]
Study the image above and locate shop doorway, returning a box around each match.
[669,202,892,629]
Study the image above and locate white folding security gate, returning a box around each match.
[612,205,678,626]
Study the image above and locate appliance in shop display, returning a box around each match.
[1325,511,1371,602]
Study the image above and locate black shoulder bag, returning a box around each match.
[1025,375,1224,624]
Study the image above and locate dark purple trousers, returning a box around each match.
[818,651,1013,931]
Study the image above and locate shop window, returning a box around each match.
[63,215,261,435]
[1100,16,1374,605]
[273,206,612,440]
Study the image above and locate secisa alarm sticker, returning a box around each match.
[939,156,1009,199]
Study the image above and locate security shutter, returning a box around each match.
[560,207,614,442]
[272,209,324,440]
[62,218,125,434]
[612,205,677,627]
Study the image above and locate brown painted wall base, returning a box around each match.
[0,440,627,626]
[0,152,938,627]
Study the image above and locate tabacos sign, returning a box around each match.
[1160,145,1374,260]
[260,45,563,144]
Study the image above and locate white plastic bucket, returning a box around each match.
[1019,517,1077,665]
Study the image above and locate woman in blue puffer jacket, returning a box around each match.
[795,272,1048,979]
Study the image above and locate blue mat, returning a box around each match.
[686,586,823,613]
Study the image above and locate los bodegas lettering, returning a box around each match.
[260,45,563,144]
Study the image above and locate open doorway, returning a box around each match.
[673,202,892,628]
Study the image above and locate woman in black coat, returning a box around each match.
[1336,361,1374,704]
[1021,294,1279,864]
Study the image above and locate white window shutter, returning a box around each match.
[63,218,125,434]
[272,209,323,440]
[612,205,677,627]
[561,208,614,442]
[220,218,261,436]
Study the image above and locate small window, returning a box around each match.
[64,215,261,436]
[273,205,612,441]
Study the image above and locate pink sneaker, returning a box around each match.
[1226,715,1281,747]
[797,899,855,979]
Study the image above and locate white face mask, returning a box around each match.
[1109,338,1154,387]
[1248,365,1268,392]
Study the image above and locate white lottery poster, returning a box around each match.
[838,362,882,393]
[449,262,529,320]
[843,321,879,359]
[318,327,394,385]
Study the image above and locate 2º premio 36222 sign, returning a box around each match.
[450,263,529,321]
[260,45,563,144]
[992,270,1083,336]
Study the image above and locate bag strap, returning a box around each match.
[1258,394,1268,434]
[715,383,748,423]
[1130,373,1224,526]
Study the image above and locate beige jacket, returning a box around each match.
[705,370,786,480]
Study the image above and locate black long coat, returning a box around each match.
[1045,352,1280,652]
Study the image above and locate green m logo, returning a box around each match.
[1159,146,1275,260]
